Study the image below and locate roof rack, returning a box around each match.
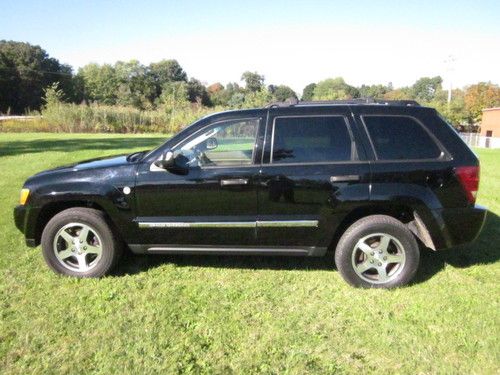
[265,98,420,108]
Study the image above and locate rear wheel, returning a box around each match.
[41,208,122,277]
[335,215,420,288]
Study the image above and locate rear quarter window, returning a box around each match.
[362,115,442,160]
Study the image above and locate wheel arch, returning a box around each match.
[328,203,436,252]
[34,200,119,247]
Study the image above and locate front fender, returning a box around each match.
[25,182,137,245]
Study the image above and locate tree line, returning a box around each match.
[1,40,500,127]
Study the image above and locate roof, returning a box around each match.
[482,107,500,112]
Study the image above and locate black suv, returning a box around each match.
[14,100,487,288]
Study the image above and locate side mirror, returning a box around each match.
[206,137,218,150]
[154,150,175,169]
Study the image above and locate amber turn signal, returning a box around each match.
[20,189,30,205]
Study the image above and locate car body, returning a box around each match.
[14,100,487,287]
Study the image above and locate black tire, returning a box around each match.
[334,215,420,288]
[41,207,122,277]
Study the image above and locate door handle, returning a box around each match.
[330,175,360,182]
[220,178,249,186]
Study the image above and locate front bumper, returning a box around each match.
[14,205,39,247]
[14,205,27,233]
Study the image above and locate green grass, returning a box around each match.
[0,133,499,374]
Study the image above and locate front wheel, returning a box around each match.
[41,208,122,277]
[335,215,420,288]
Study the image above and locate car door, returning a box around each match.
[256,106,371,251]
[133,114,264,247]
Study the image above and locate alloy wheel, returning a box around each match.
[351,233,406,284]
[52,222,103,272]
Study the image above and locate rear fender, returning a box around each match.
[370,182,452,249]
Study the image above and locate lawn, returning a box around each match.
[0,133,499,374]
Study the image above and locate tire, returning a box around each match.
[41,207,122,277]
[334,215,420,288]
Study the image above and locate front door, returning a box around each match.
[134,115,263,247]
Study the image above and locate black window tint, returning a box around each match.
[363,116,442,160]
[272,116,352,163]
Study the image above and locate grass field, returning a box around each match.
[0,133,499,374]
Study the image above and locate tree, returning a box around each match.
[0,40,74,113]
[411,76,443,102]
[312,77,359,100]
[43,82,65,106]
[209,82,243,106]
[242,89,272,108]
[241,71,264,92]
[207,82,224,94]
[159,81,190,113]
[358,84,390,99]
[149,59,187,99]
[187,78,211,106]
[114,60,155,109]
[76,63,119,105]
[383,87,412,100]
[302,83,316,101]
[464,82,500,123]
[149,59,187,83]
[227,92,245,108]
[271,85,297,102]
[430,88,469,127]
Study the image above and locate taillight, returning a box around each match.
[455,166,480,204]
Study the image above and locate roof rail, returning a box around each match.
[265,98,420,108]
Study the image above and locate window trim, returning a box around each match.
[171,117,262,169]
[269,115,356,165]
[360,114,450,162]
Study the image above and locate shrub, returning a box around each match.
[0,101,224,134]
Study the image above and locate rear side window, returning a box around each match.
[271,116,352,163]
[363,116,442,160]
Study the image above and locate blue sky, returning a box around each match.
[2,0,500,92]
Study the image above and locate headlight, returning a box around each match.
[20,189,30,205]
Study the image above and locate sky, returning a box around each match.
[2,0,500,94]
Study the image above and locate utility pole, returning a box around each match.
[444,55,456,106]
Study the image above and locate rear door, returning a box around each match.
[256,106,371,250]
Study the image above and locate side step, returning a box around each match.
[128,245,327,257]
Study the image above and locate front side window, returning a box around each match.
[363,116,442,160]
[271,116,353,164]
[178,118,259,167]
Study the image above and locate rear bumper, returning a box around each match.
[13,205,39,247]
[433,204,487,250]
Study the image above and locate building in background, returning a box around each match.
[481,108,500,137]
[459,108,500,149]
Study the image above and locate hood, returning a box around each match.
[25,154,139,185]
[72,154,130,171]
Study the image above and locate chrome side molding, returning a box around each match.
[138,221,255,228]
[220,178,249,186]
[256,220,318,227]
[138,220,319,229]
[330,175,360,182]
